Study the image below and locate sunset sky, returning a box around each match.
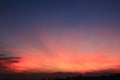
[1,0,120,73]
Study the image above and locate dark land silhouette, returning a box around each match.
[0,71,120,80]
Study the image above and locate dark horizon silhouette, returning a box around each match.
[0,71,120,80]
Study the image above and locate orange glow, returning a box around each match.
[9,50,120,73]
[2,28,120,73]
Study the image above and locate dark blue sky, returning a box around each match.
[2,0,120,28]
[1,0,120,44]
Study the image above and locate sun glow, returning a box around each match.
[2,27,120,73]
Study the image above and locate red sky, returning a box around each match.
[2,27,120,73]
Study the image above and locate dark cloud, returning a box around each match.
[0,43,21,73]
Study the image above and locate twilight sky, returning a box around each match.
[1,0,120,73]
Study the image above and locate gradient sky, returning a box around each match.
[1,0,120,73]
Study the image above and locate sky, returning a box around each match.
[1,0,120,73]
